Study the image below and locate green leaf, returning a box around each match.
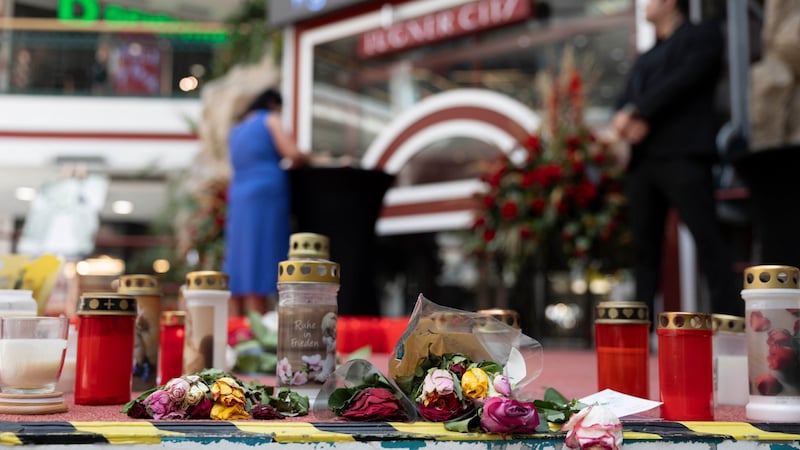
[346,345,372,361]
[328,388,356,415]
[543,387,569,405]
[445,410,480,432]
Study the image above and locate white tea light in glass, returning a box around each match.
[0,316,68,394]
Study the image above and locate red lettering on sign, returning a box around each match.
[358,0,531,58]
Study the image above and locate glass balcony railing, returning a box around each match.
[0,19,228,97]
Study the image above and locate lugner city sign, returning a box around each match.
[358,0,532,58]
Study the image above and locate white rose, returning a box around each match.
[563,405,623,450]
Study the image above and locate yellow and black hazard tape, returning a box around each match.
[0,421,799,445]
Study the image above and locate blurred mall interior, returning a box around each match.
[0,0,766,345]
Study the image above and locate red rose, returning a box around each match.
[565,135,581,149]
[472,216,486,229]
[530,198,546,214]
[501,200,518,219]
[572,160,585,173]
[482,195,496,209]
[448,361,467,378]
[756,373,783,395]
[767,328,793,347]
[418,392,464,422]
[767,344,797,371]
[593,152,606,164]
[526,134,541,151]
[186,397,212,419]
[520,171,536,188]
[479,397,539,435]
[519,225,532,239]
[483,228,496,243]
[341,387,407,421]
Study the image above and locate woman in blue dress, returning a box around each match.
[224,88,308,316]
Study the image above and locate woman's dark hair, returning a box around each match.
[239,88,283,120]
[675,0,689,16]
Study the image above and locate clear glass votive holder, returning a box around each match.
[0,316,68,394]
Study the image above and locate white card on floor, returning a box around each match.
[579,389,662,418]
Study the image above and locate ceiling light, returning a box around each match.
[15,187,36,201]
[112,200,134,215]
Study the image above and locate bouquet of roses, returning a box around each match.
[314,359,417,422]
[121,368,309,420]
[406,352,539,435]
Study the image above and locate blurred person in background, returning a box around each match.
[612,0,741,320]
[224,88,308,317]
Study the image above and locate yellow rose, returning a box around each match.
[210,402,249,420]
[461,367,489,399]
[210,377,249,419]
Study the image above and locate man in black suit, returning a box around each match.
[613,0,741,319]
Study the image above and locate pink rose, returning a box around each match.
[750,311,771,332]
[563,405,623,450]
[163,377,190,404]
[479,397,539,435]
[341,387,407,421]
[145,389,185,420]
[420,369,455,399]
[492,375,512,397]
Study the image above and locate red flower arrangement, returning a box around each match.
[470,50,629,270]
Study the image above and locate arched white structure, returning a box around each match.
[360,89,540,236]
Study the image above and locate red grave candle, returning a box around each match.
[595,301,650,399]
[657,312,714,421]
[74,293,137,405]
[157,310,185,385]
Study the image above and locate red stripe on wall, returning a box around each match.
[0,131,198,140]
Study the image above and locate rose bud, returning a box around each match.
[563,405,623,450]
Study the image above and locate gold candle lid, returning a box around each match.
[595,301,649,324]
[712,314,745,333]
[161,310,186,326]
[185,271,229,290]
[117,274,161,295]
[288,232,331,260]
[78,292,137,316]
[278,260,340,284]
[477,309,521,329]
[658,312,712,330]
[743,265,800,289]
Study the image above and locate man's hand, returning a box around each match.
[623,118,650,144]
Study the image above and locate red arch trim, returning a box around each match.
[373,105,529,171]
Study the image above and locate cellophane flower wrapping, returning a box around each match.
[390,295,543,395]
[389,294,544,426]
[313,359,418,422]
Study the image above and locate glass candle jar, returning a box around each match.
[117,274,161,391]
[0,289,37,317]
[595,301,650,399]
[741,265,800,422]
[183,271,230,374]
[712,314,748,406]
[74,292,137,405]
[657,312,714,421]
[158,310,185,385]
[276,257,339,402]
